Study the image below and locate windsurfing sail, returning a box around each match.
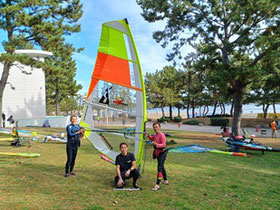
[168,145,251,157]
[0,152,40,158]
[221,128,280,154]
[222,137,280,154]
[80,19,146,172]
[0,128,37,139]
[43,135,67,143]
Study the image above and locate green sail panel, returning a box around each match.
[98,25,128,60]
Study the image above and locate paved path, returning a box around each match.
[146,122,276,138]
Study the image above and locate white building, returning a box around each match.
[0,49,52,122]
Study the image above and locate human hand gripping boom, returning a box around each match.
[144,130,149,137]
[79,127,85,139]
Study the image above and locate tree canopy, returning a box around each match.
[0,0,83,119]
[137,0,280,134]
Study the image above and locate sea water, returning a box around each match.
[147,103,280,117]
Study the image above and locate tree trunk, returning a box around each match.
[169,105,173,120]
[191,100,195,118]
[273,100,277,117]
[219,102,224,116]
[199,106,202,117]
[55,91,60,116]
[232,89,244,136]
[55,78,60,116]
[263,104,270,118]
[161,106,165,118]
[202,106,206,117]
[0,62,12,126]
[212,101,217,116]
[178,107,180,117]
[186,103,190,119]
[230,100,234,117]
[205,105,209,116]
[222,103,226,115]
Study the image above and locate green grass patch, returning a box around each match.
[0,128,280,209]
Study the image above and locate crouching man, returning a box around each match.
[115,142,141,189]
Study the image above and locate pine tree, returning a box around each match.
[137,0,280,135]
[0,0,83,122]
[45,43,82,115]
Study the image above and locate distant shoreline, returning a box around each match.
[147,103,279,117]
[147,112,259,119]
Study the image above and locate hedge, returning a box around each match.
[210,118,229,126]
[257,113,280,118]
[182,120,201,125]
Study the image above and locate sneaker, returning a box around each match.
[70,172,76,176]
[133,185,142,190]
[64,174,70,178]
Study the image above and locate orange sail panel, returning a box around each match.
[88,52,142,93]
[93,52,131,85]
[86,77,99,99]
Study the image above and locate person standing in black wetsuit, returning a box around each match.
[65,115,84,178]
[2,113,5,128]
[115,142,141,189]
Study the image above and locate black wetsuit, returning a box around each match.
[2,113,5,128]
[156,150,168,184]
[115,152,140,188]
[65,124,81,174]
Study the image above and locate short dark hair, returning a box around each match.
[152,122,161,128]
[70,115,77,120]
[120,142,128,149]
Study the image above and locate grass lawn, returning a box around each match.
[0,127,280,209]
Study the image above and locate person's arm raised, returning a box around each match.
[145,131,154,141]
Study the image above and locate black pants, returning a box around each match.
[156,150,168,185]
[114,169,140,188]
[65,143,78,174]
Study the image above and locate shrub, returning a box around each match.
[210,118,229,126]
[173,116,182,122]
[257,113,280,118]
[157,118,165,123]
[157,117,171,123]
[207,114,232,118]
[182,120,201,125]
[164,117,171,122]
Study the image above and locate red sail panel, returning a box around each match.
[86,77,99,100]
[93,51,131,83]
[87,52,143,99]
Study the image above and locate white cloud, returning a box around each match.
[78,87,88,95]
[73,52,95,66]
[134,33,169,74]
[76,80,85,85]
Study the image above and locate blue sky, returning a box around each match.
[67,0,173,95]
[0,0,182,95]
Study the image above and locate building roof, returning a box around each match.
[14,49,53,58]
